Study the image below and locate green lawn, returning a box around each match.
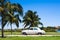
[0,32,21,35]
[46,32,60,35]
[0,32,60,35]
[0,36,60,40]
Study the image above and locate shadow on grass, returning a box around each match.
[0,36,7,38]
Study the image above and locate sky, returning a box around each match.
[0,0,60,29]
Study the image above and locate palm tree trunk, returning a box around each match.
[1,26,4,37]
[1,2,5,37]
[10,24,12,35]
[41,25,44,30]
[1,18,4,38]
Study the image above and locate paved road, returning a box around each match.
[1,35,60,37]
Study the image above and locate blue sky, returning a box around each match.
[0,0,60,29]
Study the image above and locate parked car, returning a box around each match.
[22,27,46,35]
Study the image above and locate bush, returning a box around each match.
[43,27,56,32]
[40,27,56,32]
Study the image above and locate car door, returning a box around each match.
[33,28,38,34]
[28,28,35,35]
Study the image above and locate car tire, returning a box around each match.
[37,33,42,35]
[22,32,27,35]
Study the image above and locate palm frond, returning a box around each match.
[11,3,23,16]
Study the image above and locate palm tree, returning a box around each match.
[23,10,42,28]
[0,0,23,37]
[0,0,9,37]
[0,9,8,37]
[5,2,23,35]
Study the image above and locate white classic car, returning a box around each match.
[22,27,46,35]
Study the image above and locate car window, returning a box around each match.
[29,28,33,30]
[34,28,37,30]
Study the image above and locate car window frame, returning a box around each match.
[29,28,33,30]
[33,28,38,30]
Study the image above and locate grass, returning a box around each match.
[0,32,21,35]
[0,32,60,35]
[0,32,60,40]
[46,32,60,35]
[0,36,60,40]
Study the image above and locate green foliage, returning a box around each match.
[23,10,43,28]
[4,29,15,32]
[3,29,22,32]
[5,2,23,27]
[43,27,56,32]
[0,0,23,37]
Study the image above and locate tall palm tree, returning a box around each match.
[0,0,8,37]
[23,10,42,28]
[0,8,8,37]
[5,2,23,35]
[0,0,23,37]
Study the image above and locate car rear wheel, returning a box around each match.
[22,32,27,35]
[37,33,42,35]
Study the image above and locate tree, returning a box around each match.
[5,2,23,35]
[23,10,42,28]
[0,0,23,37]
[0,0,8,37]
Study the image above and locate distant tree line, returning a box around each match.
[0,26,60,32]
